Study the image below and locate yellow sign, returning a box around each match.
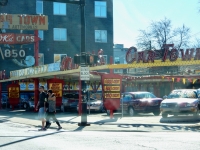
[104,86,120,91]
[8,87,19,98]
[104,79,120,85]
[49,83,62,97]
[0,14,48,30]
[105,93,121,99]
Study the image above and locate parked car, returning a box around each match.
[1,94,9,108]
[160,89,200,118]
[109,92,163,116]
[77,97,105,113]
[23,97,35,111]
[61,93,79,112]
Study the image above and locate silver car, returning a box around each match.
[160,89,200,118]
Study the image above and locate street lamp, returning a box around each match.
[43,0,89,126]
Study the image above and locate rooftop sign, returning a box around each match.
[0,14,48,30]
[126,44,200,64]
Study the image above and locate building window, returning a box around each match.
[95,1,107,18]
[95,30,107,43]
[114,57,120,64]
[38,30,44,40]
[36,1,43,14]
[53,2,66,15]
[53,28,67,41]
[54,54,67,63]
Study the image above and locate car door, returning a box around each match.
[120,93,132,112]
[130,94,140,111]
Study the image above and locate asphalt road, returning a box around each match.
[0,121,200,150]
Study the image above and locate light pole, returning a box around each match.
[43,0,89,126]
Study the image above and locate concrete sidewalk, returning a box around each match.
[0,109,200,132]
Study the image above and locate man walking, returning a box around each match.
[36,85,47,131]
[45,89,62,130]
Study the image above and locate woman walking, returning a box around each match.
[45,89,62,130]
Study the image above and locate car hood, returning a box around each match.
[162,98,198,103]
[88,100,102,104]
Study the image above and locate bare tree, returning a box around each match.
[173,24,190,50]
[136,18,190,50]
[136,30,156,51]
[193,38,200,48]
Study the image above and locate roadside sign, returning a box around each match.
[80,66,90,81]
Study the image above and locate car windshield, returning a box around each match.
[135,93,156,99]
[167,90,197,99]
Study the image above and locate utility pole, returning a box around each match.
[43,0,89,126]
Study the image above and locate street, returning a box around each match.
[0,121,200,150]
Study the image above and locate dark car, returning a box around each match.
[1,94,9,109]
[61,93,79,112]
[117,92,163,116]
[23,97,35,111]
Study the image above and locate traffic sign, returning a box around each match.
[80,66,90,81]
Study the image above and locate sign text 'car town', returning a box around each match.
[126,44,200,64]
[0,14,48,30]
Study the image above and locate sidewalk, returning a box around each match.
[0,109,200,132]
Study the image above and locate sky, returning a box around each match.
[113,0,200,48]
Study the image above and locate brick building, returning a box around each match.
[0,0,113,78]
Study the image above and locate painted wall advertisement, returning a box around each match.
[49,83,62,97]
[101,74,122,110]
[47,78,64,107]
[7,84,20,109]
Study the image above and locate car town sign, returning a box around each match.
[0,14,48,30]
[126,44,200,64]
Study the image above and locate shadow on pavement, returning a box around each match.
[0,131,66,148]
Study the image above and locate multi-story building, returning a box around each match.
[0,0,113,76]
[0,0,113,91]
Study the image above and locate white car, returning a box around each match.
[160,89,200,118]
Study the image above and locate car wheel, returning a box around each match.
[24,103,27,109]
[193,107,199,117]
[153,111,160,116]
[61,104,66,112]
[174,114,178,117]
[128,107,135,116]
[162,112,168,118]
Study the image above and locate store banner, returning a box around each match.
[19,82,47,91]
[101,74,122,110]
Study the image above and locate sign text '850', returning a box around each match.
[0,48,25,58]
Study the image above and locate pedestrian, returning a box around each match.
[45,89,62,130]
[36,85,47,131]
